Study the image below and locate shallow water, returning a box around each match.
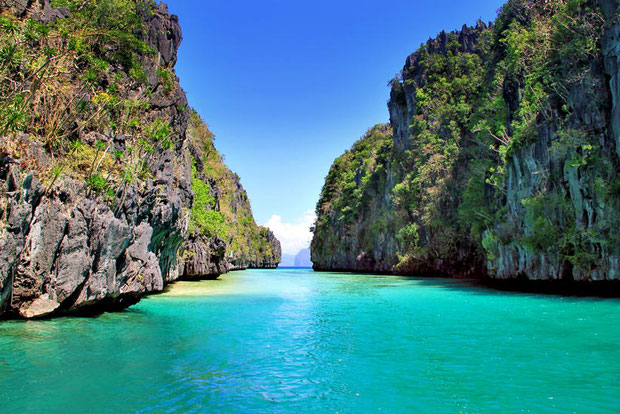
[1,268,619,413]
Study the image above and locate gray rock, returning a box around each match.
[1,0,32,16]
[313,7,619,283]
[601,0,620,160]
[0,2,194,319]
[0,0,281,319]
[140,2,183,67]
[19,294,59,319]
[182,235,228,279]
[7,0,69,23]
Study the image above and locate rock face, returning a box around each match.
[484,0,619,281]
[0,0,190,319]
[247,229,281,269]
[183,111,281,278]
[0,1,279,319]
[182,235,228,280]
[4,0,69,22]
[389,22,488,153]
[601,0,620,160]
[312,124,403,273]
[312,0,620,283]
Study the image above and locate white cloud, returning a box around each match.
[263,209,316,255]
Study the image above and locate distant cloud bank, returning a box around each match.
[264,210,315,255]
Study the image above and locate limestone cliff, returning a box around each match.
[0,0,279,319]
[312,124,403,273]
[312,0,619,283]
[185,110,281,277]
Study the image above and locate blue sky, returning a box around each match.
[163,0,506,254]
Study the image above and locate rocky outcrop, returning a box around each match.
[140,3,183,67]
[223,179,282,270]
[2,0,69,22]
[182,235,227,280]
[0,1,280,319]
[313,0,619,284]
[311,124,403,273]
[485,0,620,281]
[601,0,620,160]
[250,228,281,268]
[0,144,177,319]
[313,23,490,277]
[0,1,191,318]
[388,21,489,152]
[182,111,281,279]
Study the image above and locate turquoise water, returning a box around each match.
[1,269,619,413]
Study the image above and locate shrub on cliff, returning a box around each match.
[0,0,180,211]
[187,110,281,268]
[313,0,618,280]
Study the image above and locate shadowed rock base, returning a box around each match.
[313,267,620,297]
[0,1,280,320]
[1,292,144,320]
[311,1,620,285]
[477,277,620,298]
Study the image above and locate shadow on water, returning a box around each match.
[395,274,620,299]
[315,269,620,299]
[475,277,620,299]
[3,268,617,324]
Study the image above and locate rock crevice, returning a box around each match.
[0,1,280,319]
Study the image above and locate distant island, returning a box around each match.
[280,248,312,267]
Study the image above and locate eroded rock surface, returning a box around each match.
[0,1,280,319]
[313,1,619,283]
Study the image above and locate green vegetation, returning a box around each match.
[393,29,495,270]
[187,110,278,266]
[1,0,150,139]
[485,0,617,275]
[0,0,178,212]
[189,165,227,239]
[312,124,400,269]
[314,0,618,278]
[316,124,393,226]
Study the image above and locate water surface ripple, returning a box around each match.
[1,269,618,413]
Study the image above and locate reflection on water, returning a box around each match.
[1,268,619,413]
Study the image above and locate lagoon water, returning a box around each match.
[0,268,619,413]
